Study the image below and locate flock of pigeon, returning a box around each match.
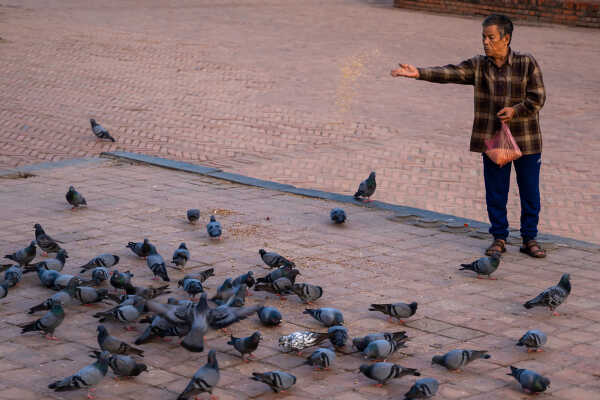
[0,126,572,399]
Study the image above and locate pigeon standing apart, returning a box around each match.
[306,348,336,370]
[228,331,262,361]
[34,223,64,255]
[354,171,376,202]
[291,283,323,304]
[91,350,147,379]
[4,240,36,265]
[369,301,418,323]
[126,238,155,258]
[251,371,296,393]
[404,377,439,399]
[303,308,344,327]
[257,306,282,326]
[146,247,169,282]
[206,215,222,239]
[517,330,547,352]
[178,277,204,299]
[79,254,120,272]
[362,337,407,361]
[23,249,69,273]
[66,186,87,209]
[3,265,23,287]
[330,208,347,224]
[432,349,491,371]
[21,302,65,340]
[524,273,571,315]
[49,350,110,397]
[328,325,348,348]
[360,362,421,386]
[353,331,408,352]
[459,254,501,279]
[177,350,219,400]
[172,242,190,267]
[181,293,209,352]
[507,366,550,394]
[90,119,115,142]
[279,331,330,353]
[187,209,200,224]
[97,325,144,356]
[259,249,295,269]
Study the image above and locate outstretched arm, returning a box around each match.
[392,59,476,85]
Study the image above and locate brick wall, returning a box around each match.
[393,0,600,28]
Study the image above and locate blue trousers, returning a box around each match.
[482,153,541,242]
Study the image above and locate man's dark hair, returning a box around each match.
[482,14,513,45]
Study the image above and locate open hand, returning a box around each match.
[497,107,516,123]
[391,63,419,78]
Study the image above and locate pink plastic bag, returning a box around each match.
[484,122,522,167]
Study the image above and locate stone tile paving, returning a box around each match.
[1,157,599,399]
[0,1,599,243]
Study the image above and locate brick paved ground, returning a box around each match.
[0,1,599,242]
[1,158,600,400]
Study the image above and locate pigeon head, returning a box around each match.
[68,186,75,192]
[558,273,571,293]
[206,349,218,369]
[113,255,120,263]
[210,215,216,222]
[50,302,64,315]
[539,376,551,389]
[28,240,37,249]
[319,351,331,368]
[97,325,108,337]
[97,350,111,363]
[179,242,187,249]
[259,249,266,256]
[250,331,262,344]
[409,302,418,314]
[143,238,149,245]
[507,366,521,377]
[57,249,69,260]
[368,171,376,181]
[90,119,97,126]
[34,223,44,234]
[431,355,444,366]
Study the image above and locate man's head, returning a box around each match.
[482,14,513,58]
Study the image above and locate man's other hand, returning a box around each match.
[497,107,516,123]
[391,64,419,78]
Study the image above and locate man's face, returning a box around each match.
[482,25,509,57]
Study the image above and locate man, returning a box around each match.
[391,14,546,258]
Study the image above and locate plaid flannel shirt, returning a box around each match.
[417,49,546,155]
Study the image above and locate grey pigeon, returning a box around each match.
[460,253,501,279]
[34,265,61,288]
[177,350,219,400]
[354,171,376,202]
[178,277,204,299]
[74,286,109,304]
[52,274,92,291]
[233,271,255,288]
[508,366,550,394]
[90,119,115,141]
[369,301,418,323]
[135,314,189,345]
[363,337,407,360]
[3,264,23,288]
[187,208,200,224]
[4,240,36,266]
[404,377,439,399]
[145,299,190,326]
[303,307,344,327]
[110,269,134,292]
[49,350,110,395]
[254,276,293,296]
[28,281,77,313]
[94,300,144,329]
[182,268,215,284]
[89,266,110,285]
[0,281,8,299]
[24,249,69,273]
[206,215,222,239]
[353,331,408,352]
[291,283,323,304]
[328,325,348,348]
[360,362,420,386]
[207,303,261,330]
[524,273,571,315]
[97,325,144,356]
[66,186,87,209]
[306,348,336,370]
[517,330,547,352]
[330,207,347,224]
[279,331,329,353]
[172,242,190,267]
[259,249,295,269]
[21,302,65,339]
[228,331,262,361]
[79,253,119,272]
[34,223,63,255]
[146,247,169,282]
[257,306,282,326]
[432,349,490,371]
[255,264,298,284]
[227,284,248,307]
[127,284,170,299]
[91,350,147,378]
[251,371,296,393]
[181,293,210,352]
[126,238,155,258]
[211,277,235,303]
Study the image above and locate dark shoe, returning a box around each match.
[485,238,506,256]
[520,239,546,258]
